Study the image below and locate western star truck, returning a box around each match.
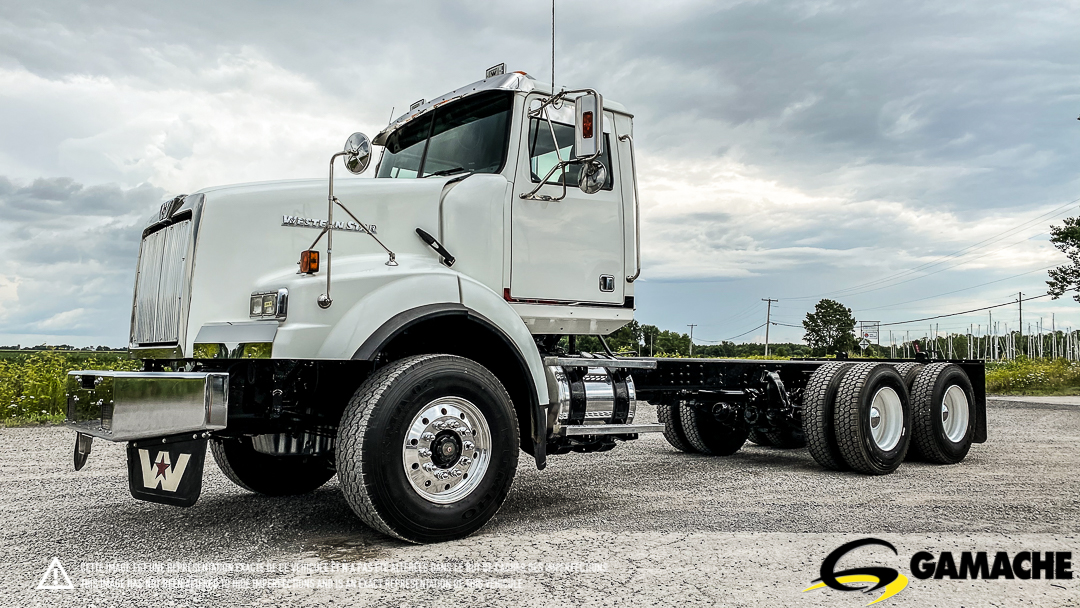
[65,66,986,543]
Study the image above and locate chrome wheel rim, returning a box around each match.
[869,387,903,451]
[402,396,491,504]
[941,384,970,443]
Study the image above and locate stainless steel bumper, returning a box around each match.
[65,371,228,441]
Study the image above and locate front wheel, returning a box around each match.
[336,354,519,543]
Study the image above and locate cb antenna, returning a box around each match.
[551,0,555,93]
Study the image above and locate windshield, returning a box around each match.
[378,91,513,179]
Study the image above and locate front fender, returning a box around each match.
[301,270,549,425]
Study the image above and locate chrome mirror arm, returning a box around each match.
[520,89,604,202]
[318,151,349,309]
[317,139,392,310]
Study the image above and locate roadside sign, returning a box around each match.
[858,337,871,350]
[859,321,880,345]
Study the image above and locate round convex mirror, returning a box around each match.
[578,160,607,195]
[343,132,372,174]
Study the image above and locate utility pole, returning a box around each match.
[762,298,777,357]
[687,324,696,357]
[1018,291,1024,357]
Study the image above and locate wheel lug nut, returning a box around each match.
[463,441,475,451]
[421,432,435,441]
[423,463,437,472]
[459,457,471,466]
[418,448,431,458]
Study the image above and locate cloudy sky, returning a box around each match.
[0,0,1078,348]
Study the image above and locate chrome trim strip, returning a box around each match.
[560,423,664,437]
[194,321,278,344]
[543,357,657,369]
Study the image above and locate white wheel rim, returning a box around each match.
[869,387,904,451]
[941,384,970,443]
[402,396,491,504]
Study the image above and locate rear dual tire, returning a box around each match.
[907,363,975,464]
[802,362,857,471]
[679,403,749,455]
[656,402,749,455]
[832,363,911,475]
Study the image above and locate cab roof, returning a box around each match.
[372,71,630,146]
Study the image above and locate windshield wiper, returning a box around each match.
[423,167,467,178]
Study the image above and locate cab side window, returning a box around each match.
[528,118,613,190]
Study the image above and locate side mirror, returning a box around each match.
[578,160,607,195]
[343,132,372,174]
[574,92,603,159]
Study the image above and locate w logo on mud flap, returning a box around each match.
[126,437,207,507]
[138,449,191,492]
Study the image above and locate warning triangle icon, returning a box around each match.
[37,556,74,590]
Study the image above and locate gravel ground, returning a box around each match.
[1,398,1077,607]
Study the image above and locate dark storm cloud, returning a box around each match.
[0,176,161,220]
[0,176,163,341]
[0,0,1076,344]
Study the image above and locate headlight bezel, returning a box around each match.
[249,288,288,320]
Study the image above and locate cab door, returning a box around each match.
[509,97,625,304]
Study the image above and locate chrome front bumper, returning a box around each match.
[65,371,228,441]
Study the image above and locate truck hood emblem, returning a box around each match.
[282,215,376,235]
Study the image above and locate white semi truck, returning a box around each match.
[65,67,986,543]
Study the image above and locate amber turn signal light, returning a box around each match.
[299,249,320,274]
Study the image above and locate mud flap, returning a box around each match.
[126,434,208,507]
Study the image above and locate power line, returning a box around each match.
[725,323,766,341]
[853,264,1059,312]
[785,197,1079,301]
[879,293,1050,327]
[698,322,769,343]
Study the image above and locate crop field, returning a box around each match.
[2,350,1078,426]
[0,351,139,425]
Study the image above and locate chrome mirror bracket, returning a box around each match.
[314,132,395,309]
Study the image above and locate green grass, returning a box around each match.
[1,351,1076,426]
[985,357,1080,396]
[0,351,140,426]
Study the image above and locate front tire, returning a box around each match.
[210,437,335,496]
[336,354,519,543]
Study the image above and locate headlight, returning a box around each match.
[250,288,288,320]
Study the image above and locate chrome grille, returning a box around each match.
[133,220,192,344]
